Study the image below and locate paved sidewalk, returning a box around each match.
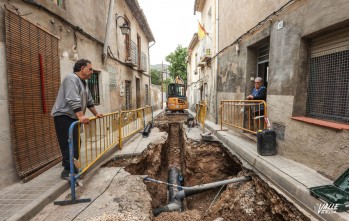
[0,109,162,221]
[190,110,349,221]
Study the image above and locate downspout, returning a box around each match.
[103,0,115,63]
[148,41,156,118]
[214,0,219,124]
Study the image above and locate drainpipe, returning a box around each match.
[148,41,156,114]
[214,0,219,124]
[102,0,115,63]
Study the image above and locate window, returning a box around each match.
[306,28,349,123]
[125,80,132,110]
[145,84,149,105]
[88,72,100,105]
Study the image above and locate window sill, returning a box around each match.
[291,116,349,130]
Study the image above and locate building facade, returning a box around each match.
[190,0,349,179]
[189,0,217,121]
[0,0,154,188]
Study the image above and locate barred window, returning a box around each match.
[145,84,149,105]
[88,72,100,105]
[306,28,349,123]
[125,80,132,110]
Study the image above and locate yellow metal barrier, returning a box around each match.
[196,101,207,132]
[119,106,152,147]
[77,106,153,175]
[220,100,267,134]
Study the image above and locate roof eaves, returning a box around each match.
[125,0,155,42]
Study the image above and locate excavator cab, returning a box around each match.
[166,76,189,113]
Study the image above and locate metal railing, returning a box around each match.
[54,106,153,205]
[220,100,267,134]
[196,101,207,132]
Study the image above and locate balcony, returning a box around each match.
[200,48,211,62]
[196,37,212,66]
[125,40,138,68]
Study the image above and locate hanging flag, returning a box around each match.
[198,21,207,40]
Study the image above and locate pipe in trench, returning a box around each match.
[175,176,252,200]
[153,167,183,216]
[152,175,252,216]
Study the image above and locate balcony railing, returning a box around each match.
[125,40,138,67]
[198,37,212,64]
[138,52,147,72]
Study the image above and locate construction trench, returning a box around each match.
[106,113,310,221]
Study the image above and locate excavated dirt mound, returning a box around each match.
[105,116,310,221]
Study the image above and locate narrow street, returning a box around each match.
[32,113,311,220]
[0,0,349,220]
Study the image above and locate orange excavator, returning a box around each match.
[166,76,189,113]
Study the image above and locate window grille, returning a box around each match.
[306,28,349,123]
[257,45,269,64]
[125,81,132,110]
[88,72,100,105]
[145,84,149,105]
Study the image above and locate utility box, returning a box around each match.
[257,129,277,156]
[310,168,349,211]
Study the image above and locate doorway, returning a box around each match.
[257,45,269,88]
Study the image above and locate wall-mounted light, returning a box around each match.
[119,23,130,35]
[116,14,130,35]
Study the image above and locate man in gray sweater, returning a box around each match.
[51,59,103,179]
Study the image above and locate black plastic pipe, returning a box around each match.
[168,167,183,208]
[142,123,152,137]
[175,176,252,200]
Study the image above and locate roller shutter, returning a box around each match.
[5,9,62,181]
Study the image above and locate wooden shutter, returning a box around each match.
[5,9,62,181]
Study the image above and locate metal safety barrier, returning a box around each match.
[54,106,153,205]
[220,100,267,134]
[196,101,207,132]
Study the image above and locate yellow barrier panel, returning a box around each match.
[220,100,267,134]
[76,106,153,175]
[196,101,207,132]
[119,106,152,148]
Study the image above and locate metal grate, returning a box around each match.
[125,80,132,110]
[88,72,100,105]
[145,84,149,105]
[257,45,269,64]
[5,9,62,181]
[306,29,349,123]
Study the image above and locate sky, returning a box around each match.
[138,0,199,65]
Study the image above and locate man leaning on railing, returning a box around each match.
[51,59,103,180]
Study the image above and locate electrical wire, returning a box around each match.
[71,135,145,220]
[203,184,226,217]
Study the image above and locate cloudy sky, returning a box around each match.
[138,0,199,65]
